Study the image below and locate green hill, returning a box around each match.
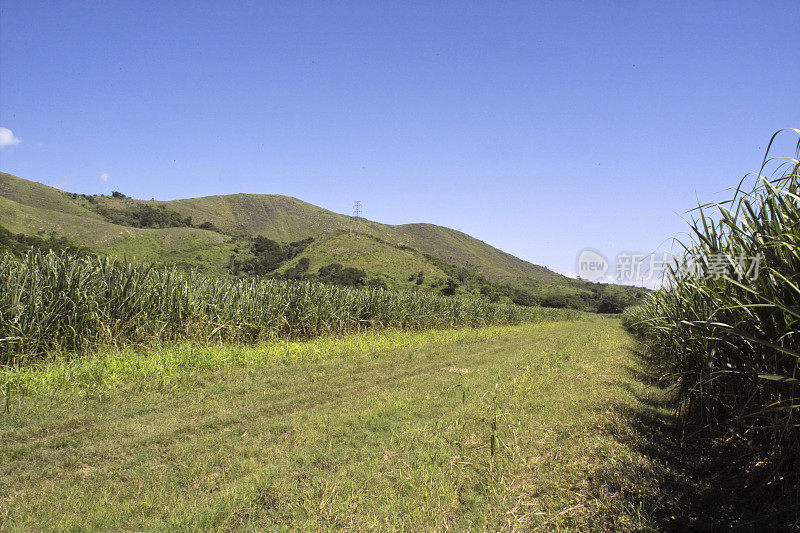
[0,172,645,309]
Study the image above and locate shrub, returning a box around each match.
[198,221,219,232]
[318,263,367,287]
[440,278,458,296]
[238,237,314,275]
[96,204,192,229]
[284,257,310,279]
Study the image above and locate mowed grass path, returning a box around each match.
[1,318,661,531]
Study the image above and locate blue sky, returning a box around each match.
[1,1,798,279]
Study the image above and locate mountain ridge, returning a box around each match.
[0,172,643,310]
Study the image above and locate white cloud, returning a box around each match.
[0,127,21,149]
[100,172,109,182]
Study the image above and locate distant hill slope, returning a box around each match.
[0,175,237,273]
[0,172,645,309]
[120,189,559,285]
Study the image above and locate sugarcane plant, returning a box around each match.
[623,128,800,462]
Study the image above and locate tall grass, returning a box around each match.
[623,129,800,461]
[0,250,577,365]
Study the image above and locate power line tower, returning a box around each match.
[350,200,362,236]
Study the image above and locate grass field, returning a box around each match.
[2,317,676,531]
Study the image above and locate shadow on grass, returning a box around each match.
[612,347,799,532]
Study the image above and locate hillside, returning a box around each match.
[0,172,643,309]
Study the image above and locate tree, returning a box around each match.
[318,263,366,287]
[284,257,310,279]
